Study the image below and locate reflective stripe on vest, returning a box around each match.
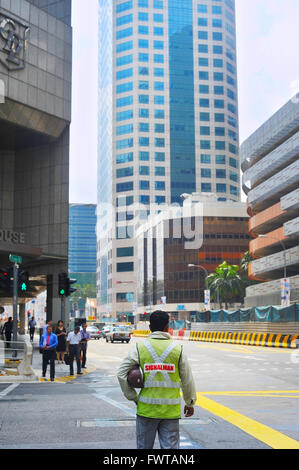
[138,396,181,405]
[142,340,181,390]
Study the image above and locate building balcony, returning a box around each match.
[241,98,299,170]
[248,159,299,212]
[243,130,299,191]
[249,227,287,258]
[249,245,299,280]
[246,274,299,298]
[249,202,285,235]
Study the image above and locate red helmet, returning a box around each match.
[127,366,144,389]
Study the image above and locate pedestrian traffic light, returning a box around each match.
[59,272,68,297]
[18,271,29,294]
[0,268,11,294]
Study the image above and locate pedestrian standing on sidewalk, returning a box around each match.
[28,316,36,342]
[40,325,58,382]
[66,326,83,376]
[3,317,13,348]
[80,323,91,369]
[43,319,53,335]
[55,320,67,364]
[117,310,197,450]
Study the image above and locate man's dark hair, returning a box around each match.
[150,311,169,332]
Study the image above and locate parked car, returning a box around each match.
[106,326,131,344]
[86,325,101,340]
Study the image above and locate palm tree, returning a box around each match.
[206,261,244,309]
[240,251,254,273]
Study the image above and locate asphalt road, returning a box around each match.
[0,337,299,450]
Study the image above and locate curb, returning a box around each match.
[189,331,299,349]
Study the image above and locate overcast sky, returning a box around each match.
[70,0,299,204]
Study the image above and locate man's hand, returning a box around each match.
[184,406,194,418]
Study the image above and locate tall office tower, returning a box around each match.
[242,98,299,308]
[98,0,240,320]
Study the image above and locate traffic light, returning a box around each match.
[59,273,77,297]
[18,271,29,294]
[66,277,77,297]
[0,268,11,294]
[59,272,68,297]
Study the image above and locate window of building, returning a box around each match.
[201,154,211,164]
[139,151,149,161]
[155,152,165,161]
[116,27,133,40]
[155,109,165,119]
[116,181,134,192]
[140,180,150,190]
[116,152,134,164]
[117,262,134,272]
[117,1,133,14]
[116,82,133,94]
[116,167,134,178]
[201,168,211,178]
[117,40,133,53]
[117,109,133,122]
[139,108,149,118]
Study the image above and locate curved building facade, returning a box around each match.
[241,98,299,307]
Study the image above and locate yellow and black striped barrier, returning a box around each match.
[189,331,299,349]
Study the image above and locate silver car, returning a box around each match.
[106,326,131,343]
[86,325,101,340]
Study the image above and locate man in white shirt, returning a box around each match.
[66,326,83,376]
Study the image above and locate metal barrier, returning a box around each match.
[0,338,37,379]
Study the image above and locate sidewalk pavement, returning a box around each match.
[2,334,96,383]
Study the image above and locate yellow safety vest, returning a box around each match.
[137,338,182,419]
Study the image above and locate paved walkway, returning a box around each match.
[3,334,96,383]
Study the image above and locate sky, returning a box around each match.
[70,0,299,204]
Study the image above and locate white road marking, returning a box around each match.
[0,383,19,398]
[226,354,264,361]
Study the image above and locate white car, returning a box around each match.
[100,325,113,339]
[86,325,101,340]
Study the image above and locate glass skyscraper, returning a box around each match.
[98,0,240,319]
[69,204,97,274]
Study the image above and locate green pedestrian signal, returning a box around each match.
[18,271,29,295]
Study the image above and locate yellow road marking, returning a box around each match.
[196,393,299,449]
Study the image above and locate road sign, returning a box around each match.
[9,254,22,264]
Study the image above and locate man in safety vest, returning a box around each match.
[117,310,196,449]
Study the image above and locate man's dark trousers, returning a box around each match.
[42,349,56,380]
[81,343,87,368]
[69,344,81,375]
[29,328,35,341]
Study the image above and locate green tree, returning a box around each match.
[240,251,254,273]
[71,283,97,304]
[206,261,244,309]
